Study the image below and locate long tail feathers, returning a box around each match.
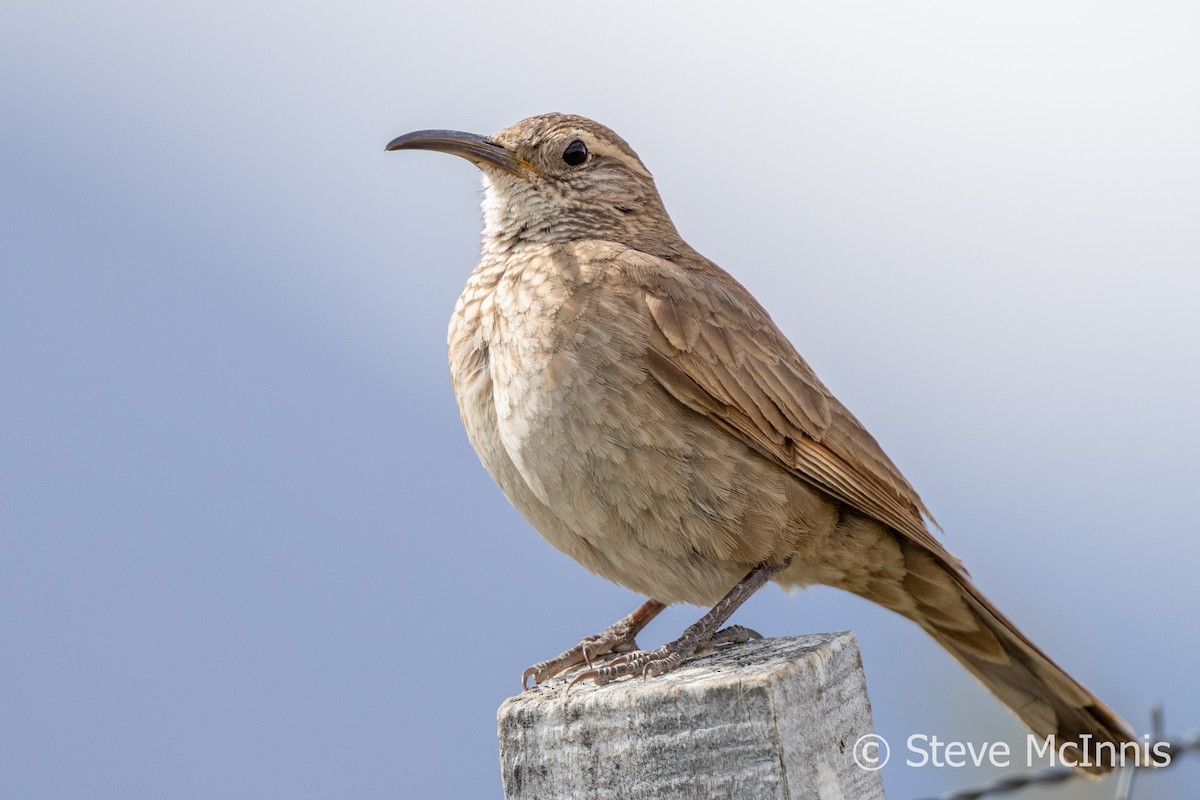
[858,538,1134,776]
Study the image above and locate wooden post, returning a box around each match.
[497,632,886,799]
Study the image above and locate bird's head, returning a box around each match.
[387,113,682,256]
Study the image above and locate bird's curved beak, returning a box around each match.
[385,129,535,177]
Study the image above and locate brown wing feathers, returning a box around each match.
[641,263,958,570]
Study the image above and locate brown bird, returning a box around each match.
[386,113,1133,772]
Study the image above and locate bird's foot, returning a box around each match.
[570,624,762,688]
[521,599,665,689]
[521,631,639,689]
[564,560,788,691]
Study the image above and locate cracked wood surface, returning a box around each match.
[498,632,886,799]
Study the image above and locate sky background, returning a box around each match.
[2,1,1198,798]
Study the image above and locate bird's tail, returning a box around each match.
[852,537,1134,776]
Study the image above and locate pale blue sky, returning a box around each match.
[2,2,1198,798]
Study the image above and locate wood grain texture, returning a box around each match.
[498,633,885,800]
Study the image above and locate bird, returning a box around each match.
[386,112,1134,773]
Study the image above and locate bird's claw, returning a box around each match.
[522,600,672,690]
[522,633,643,689]
[560,623,758,690]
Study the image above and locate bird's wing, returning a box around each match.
[627,248,960,569]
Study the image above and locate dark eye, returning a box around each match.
[562,139,588,166]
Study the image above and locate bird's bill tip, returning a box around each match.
[385,129,534,176]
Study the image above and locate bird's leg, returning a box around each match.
[521,599,666,689]
[572,559,789,688]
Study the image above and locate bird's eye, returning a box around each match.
[562,139,588,167]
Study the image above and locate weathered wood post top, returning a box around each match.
[498,632,886,799]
